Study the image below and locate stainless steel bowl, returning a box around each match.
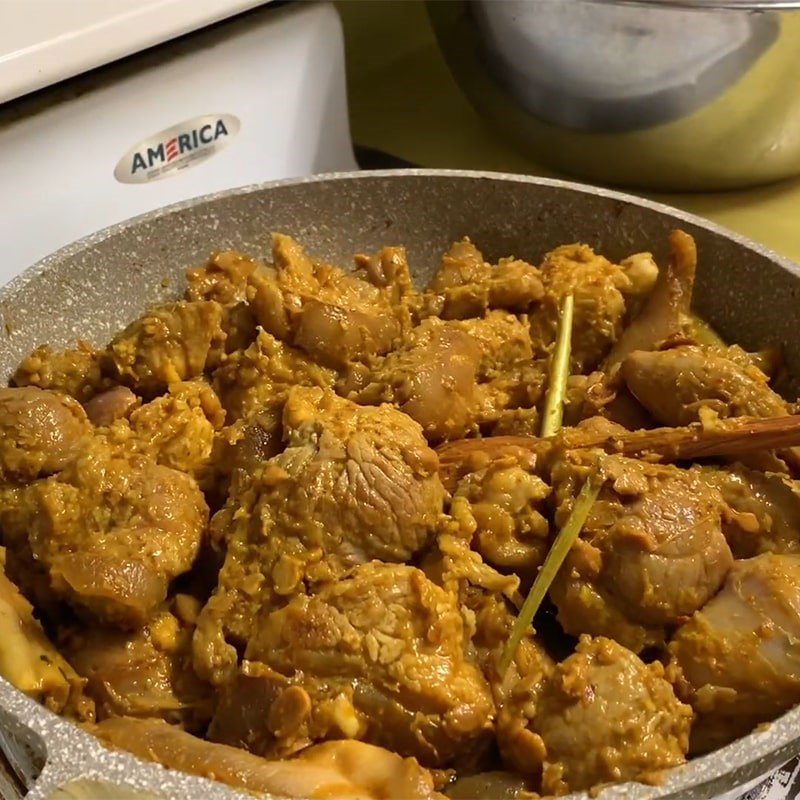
[2,169,800,799]
[428,0,800,190]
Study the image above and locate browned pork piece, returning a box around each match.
[465,592,553,778]
[185,249,266,352]
[550,452,733,652]
[248,234,406,368]
[212,329,335,423]
[0,437,208,627]
[193,387,445,684]
[0,387,92,482]
[699,466,800,558]
[12,342,106,401]
[84,386,139,427]
[98,381,226,487]
[209,330,336,493]
[622,344,790,426]
[210,562,494,767]
[62,600,211,729]
[0,549,91,719]
[451,461,551,578]
[95,717,442,800]
[339,317,484,441]
[669,553,800,754]
[186,249,262,305]
[532,636,691,794]
[354,245,416,301]
[529,243,646,372]
[341,311,543,442]
[423,238,544,319]
[457,313,545,426]
[104,300,226,395]
[603,229,696,369]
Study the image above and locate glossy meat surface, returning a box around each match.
[425,239,544,319]
[529,244,633,372]
[1,438,207,627]
[249,234,406,368]
[343,312,542,442]
[193,387,444,684]
[453,463,550,577]
[12,342,106,400]
[62,601,210,729]
[622,344,789,425]
[0,387,91,482]
[105,300,226,394]
[550,454,733,652]
[534,636,691,794]
[669,554,800,753]
[234,562,494,766]
[700,466,800,558]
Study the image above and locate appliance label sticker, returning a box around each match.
[114,114,240,184]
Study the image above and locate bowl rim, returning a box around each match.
[3,167,800,800]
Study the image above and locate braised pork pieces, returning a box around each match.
[1,231,799,799]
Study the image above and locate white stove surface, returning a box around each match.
[0,1,356,285]
[0,0,269,103]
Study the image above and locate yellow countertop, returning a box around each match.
[337,0,800,262]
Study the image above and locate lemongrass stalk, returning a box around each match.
[541,294,574,438]
[499,467,603,676]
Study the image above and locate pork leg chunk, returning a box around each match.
[234,562,494,767]
[95,717,442,800]
[533,636,691,794]
[84,386,140,427]
[550,454,733,652]
[104,381,226,484]
[185,250,261,304]
[529,244,633,372]
[622,344,790,426]
[12,342,106,401]
[453,463,550,577]
[209,330,335,493]
[466,592,554,777]
[424,239,544,320]
[603,230,696,369]
[193,387,445,684]
[104,300,226,395]
[212,329,335,423]
[0,387,92,482]
[340,317,485,441]
[61,601,210,729]
[185,250,266,352]
[669,554,800,754]
[1,439,208,627]
[354,246,417,308]
[699,466,800,558]
[248,234,404,368]
[342,312,542,442]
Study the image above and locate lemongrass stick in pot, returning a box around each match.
[499,466,603,675]
[540,294,574,438]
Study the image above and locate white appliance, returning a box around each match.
[0,0,357,283]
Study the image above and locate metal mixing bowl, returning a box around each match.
[1,169,800,799]
[428,0,800,190]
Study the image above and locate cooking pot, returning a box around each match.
[1,169,799,799]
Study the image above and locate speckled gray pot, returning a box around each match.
[1,170,799,800]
